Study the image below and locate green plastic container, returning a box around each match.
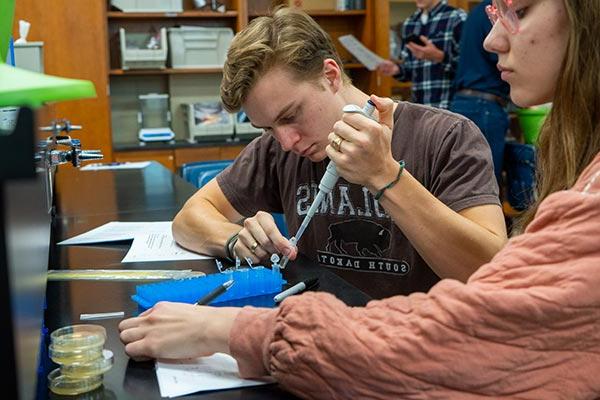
[517,107,550,144]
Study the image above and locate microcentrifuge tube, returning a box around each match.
[270,253,281,269]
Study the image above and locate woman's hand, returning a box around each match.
[326,95,400,194]
[119,302,241,360]
[234,211,297,263]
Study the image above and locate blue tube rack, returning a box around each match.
[131,266,286,310]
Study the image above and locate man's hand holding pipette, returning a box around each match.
[327,95,399,192]
[279,98,381,269]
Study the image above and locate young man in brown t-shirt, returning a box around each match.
[172,8,507,298]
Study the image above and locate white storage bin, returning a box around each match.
[111,0,183,12]
[120,28,168,70]
[234,112,263,140]
[168,26,234,69]
[183,101,234,142]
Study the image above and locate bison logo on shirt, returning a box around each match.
[325,219,391,258]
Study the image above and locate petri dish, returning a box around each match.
[61,349,114,378]
[48,368,103,395]
[49,342,104,365]
[50,324,106,348]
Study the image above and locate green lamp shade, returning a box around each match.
[0,64,96,108]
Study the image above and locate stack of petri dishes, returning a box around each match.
[47,324,114,395]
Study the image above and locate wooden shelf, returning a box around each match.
[107,11,238,19]
[248,12,273,17]
[110,68,223,75]
[306,10,366,16]
[111,64,364,75]
[249,9,366,17]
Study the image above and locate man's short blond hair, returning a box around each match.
[220,7,350,112]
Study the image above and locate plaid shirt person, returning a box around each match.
[394,0,466,109]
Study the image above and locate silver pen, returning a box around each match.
[273,278,319,303]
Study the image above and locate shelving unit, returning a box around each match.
[301,10,366,16]
[109,68,224,75]
[109,64,364,75]
[13,0,393,172]
[107,11,239,18]
[105,0,390,171]
[106,0,242,169]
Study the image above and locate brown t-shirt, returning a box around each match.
[218,102,499,298]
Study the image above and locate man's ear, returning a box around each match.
[322,58,342,93]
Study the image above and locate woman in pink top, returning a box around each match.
[120,0,600,398]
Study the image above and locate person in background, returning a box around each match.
[450,0,511,180]
[120,0,600,397]
[377,0,467,109]
[168,7,506,300]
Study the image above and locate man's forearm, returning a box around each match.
[172,197,242,257]
[374,170,507,282]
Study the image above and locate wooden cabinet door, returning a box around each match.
[174,145,247,168]
[219,145,246,160]
[174,147,221,168]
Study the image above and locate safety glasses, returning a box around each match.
[486,0,520,34]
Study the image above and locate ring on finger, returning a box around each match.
[250,241,259,254]
[331,135,344,152]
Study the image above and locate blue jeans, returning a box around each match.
[450,94,510,180]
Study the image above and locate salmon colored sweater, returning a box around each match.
[230,153,600,399]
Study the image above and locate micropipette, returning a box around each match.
[279,100,377,268]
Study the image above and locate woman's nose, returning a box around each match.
[484,20,510,54]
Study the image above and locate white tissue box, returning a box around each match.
[14,42,44,73]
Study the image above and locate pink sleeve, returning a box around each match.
[229,307,278,377]
[229,157,600,399]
